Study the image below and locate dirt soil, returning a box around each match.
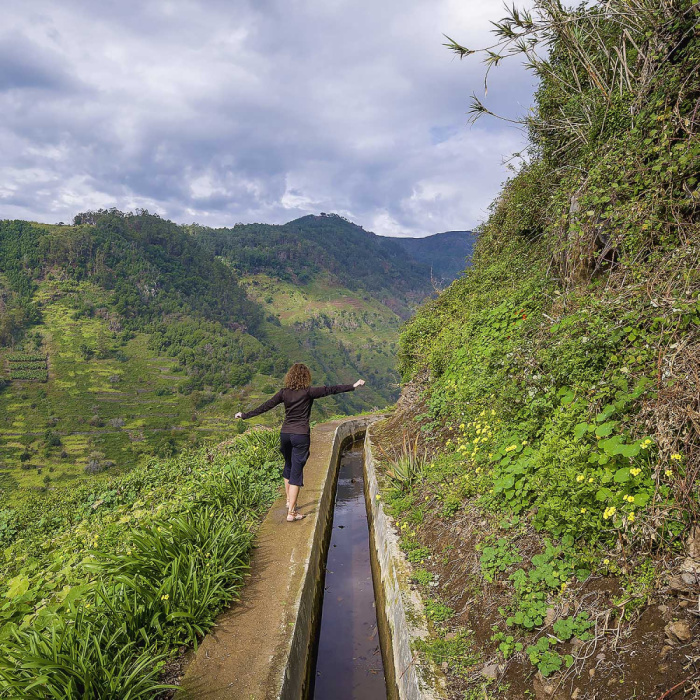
[371,382,700,700]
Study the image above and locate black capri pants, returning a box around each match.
[280,432,310,487]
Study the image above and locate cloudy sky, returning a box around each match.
[1,0,535,237]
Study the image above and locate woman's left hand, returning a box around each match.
[353,379,365,388]
[235,412,243,419]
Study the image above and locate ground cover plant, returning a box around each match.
[377,0,700,696]
[0,429,283,698]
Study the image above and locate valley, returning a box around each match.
[0,212,473,501]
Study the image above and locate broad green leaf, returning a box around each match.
[614,443,641,458]
[633,493,650,507]
[596,404,616,422]
[561,391,574,406]
[573,423,589,439]
[5,575,29,599]
[595,422,616,437]
[600,435,622,456]
[614,468,631,483]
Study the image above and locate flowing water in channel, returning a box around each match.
[311,441,388,700]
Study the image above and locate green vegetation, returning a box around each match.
[403,0,699,546]
[392,0,699,686]
[0,209,449,496]
[6,354,48,382]
[0,430,282,698]
[386,230,475,286]
[190,213,436,318]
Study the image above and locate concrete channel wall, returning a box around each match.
[364,422,448,700]
[278,417,373,699]
[179,417,375,700]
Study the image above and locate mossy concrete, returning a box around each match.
[178,416,376,700]
[364,423,448,700]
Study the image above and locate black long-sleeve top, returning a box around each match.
[240,385,355,434]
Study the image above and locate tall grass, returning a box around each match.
[0,612,172,699]
[0,431,283,698]
[380,434,427,492]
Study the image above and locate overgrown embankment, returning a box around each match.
[376,2,700,698]
[0,430,283,698]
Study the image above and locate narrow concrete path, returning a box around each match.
[178,417,374,700]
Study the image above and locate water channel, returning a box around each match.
[310,440,388,700]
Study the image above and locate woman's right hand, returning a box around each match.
[353,379,365,388]
[235,412,243,419]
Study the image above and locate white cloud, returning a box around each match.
[0,0,535,235]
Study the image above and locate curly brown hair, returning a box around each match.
[284,363,312,390]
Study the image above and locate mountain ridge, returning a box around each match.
[0,209,472,496]
[380,229,475,284]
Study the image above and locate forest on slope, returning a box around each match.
[385,230,476,285]
[0,210,472,498]
[373,1,700,698]
[188,213,464,316]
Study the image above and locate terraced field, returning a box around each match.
[0,273,404,501]
[242,273,402,408]
[0,279,237,499]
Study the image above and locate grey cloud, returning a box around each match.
[0,0,535,235]
[0,34,80,92]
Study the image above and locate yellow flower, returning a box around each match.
[376,494,381,500]
[630,468,641,476]
[670,453,682,461]
[161,594,169,601]
[603,558,610,565]
[588,477,594,483]
[665,469,673,477]
[505,445,517,453]
[580,508,587,514]
[625,495,635,503]
[522,440,528,446]
[576,474,584,483]
[560,582,567,592]
[459,423,465,430]
[603,506,617,520]
[627,513,635,522]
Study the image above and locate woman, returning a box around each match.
[235,363,365,522]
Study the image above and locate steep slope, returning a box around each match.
[373,2,700,698]
[189,213,434,318]
[382,230,475,284]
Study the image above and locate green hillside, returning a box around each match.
[374,1,700,697]
[189,212,435,318]
[0,209,451,499]
[383,230,475,284]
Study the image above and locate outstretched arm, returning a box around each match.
[235,389,283,420]
[308,379,365,399]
